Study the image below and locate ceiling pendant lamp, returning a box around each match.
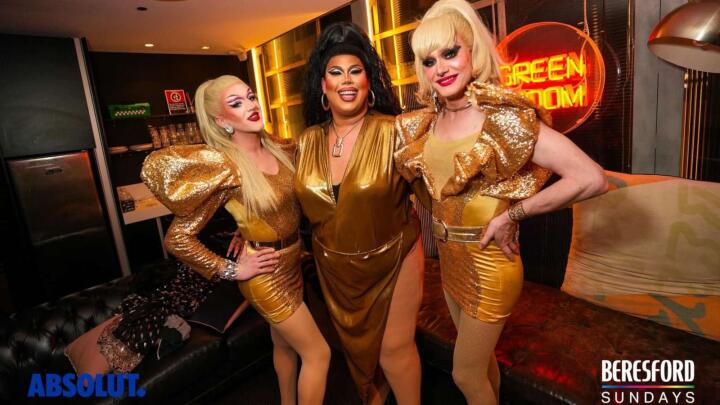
[648,0,720,73]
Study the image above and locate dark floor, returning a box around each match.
[213,350,361,405]
[212,349,466,405]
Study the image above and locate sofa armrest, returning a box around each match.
[0,276,133,401]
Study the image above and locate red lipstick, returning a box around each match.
[248,112,260,122]
[436,74,458,87]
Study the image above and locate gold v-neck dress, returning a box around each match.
[395,82,552,323]
[294,111,421,401]
[141,144,303,324]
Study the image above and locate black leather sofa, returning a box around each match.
[0,260,274,404]
[3,231,719,404]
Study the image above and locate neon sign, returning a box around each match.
[497,22,605,133]
[500,52,588,110]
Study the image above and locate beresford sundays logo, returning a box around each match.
[601,360,695,404]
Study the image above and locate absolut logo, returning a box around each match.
[27,373,146,398]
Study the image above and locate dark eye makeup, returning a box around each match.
[327,65,364,76]
[443,45,460,59]
[422,45,461,68]
[227,96,242,108]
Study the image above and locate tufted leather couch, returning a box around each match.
[416,259,720,404]
[0,260,273,404]
[4,235,719,404]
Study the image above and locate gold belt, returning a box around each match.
[432,219,485,243]
[248,233,299,250]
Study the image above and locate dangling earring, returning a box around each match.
[367,89,376,108]
[224,125,234,135]
[432,91,442,113]
[321,93,330,111]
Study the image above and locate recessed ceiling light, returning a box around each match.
[144,43,154,48]
[201,46,210,50]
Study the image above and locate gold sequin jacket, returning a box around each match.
[394,81,552,205]
[141,144,300,280]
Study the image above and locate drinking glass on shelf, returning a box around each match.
[192,122,203,143]
[148,124,162,149]
[168,124,179,145]
[184,122,196,144]
[159,125,171,147]
[176,123,187,145]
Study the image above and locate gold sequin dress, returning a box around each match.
[141,144,303,324]
[294,111,421,401]
[395,82,552,323]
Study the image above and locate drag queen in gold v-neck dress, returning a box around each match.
[295,23,427,404]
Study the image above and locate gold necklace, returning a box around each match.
[331,117,364,158]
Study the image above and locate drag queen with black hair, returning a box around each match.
[140,75,329,405]
[395,1,608,404]
[294,22,427,404]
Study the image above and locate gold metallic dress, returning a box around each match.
[141,144,303,324]
[395,81,552,323]
[294,111,421,400]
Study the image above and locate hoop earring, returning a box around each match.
[432,91,442,113]
[321,93,330,111]
[367,89,376,108]
[224,125,234,135]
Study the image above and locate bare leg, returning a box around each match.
[271,327,298,405]
[272,303,331,405]
[444,292,500,400]
[379,237,424,405]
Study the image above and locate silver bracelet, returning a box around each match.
[217,259,238,281]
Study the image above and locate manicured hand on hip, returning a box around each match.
[478,211,520,261]
[227,229,244,259]
[233,247,279,280]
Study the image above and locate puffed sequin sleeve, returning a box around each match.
[447,81,552,198]
[394,83,552,201]
[163,190,230,279]
[394,113,433,210]
[141,145,239,216]
[461,82,550,184]
[141,145,240,279]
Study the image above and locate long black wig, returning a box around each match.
[302,22,400,127]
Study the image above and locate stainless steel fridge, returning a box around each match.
[7,151,119,301]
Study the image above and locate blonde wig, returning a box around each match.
[194,75,293,215]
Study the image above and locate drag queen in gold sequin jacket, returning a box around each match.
[394,1,608,404]
[395,81,552,323]
[143,76,330,404]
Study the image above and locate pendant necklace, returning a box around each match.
[331,117,364,158]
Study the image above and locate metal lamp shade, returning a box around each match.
[648,1,720,73]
